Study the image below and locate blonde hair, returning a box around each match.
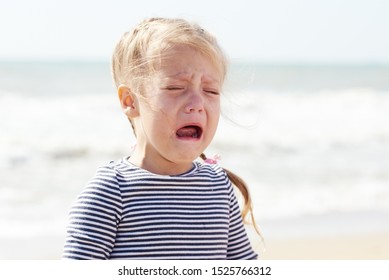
[112,17,226,94]
[112,17,260,235]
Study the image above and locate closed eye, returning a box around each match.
[204,89,220,95]
[165,86,185,91]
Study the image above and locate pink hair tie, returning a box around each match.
[204,154,221,164]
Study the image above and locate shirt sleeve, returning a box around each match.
[62,165,123,259]
[225,177,258,260]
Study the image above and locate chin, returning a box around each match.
[172,151,200,164]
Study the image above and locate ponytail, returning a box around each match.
[200,153,261,236]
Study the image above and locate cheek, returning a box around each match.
[144,101,177,134]
[209,99,221,121]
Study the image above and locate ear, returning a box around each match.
[118,85,139,118]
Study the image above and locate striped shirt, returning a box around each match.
[62,157,258,260]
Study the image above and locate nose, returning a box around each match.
[184,89,204,113]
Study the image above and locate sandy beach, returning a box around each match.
[262,232,389,260]
[248,210,389,260]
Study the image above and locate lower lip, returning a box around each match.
[176,135,202,141]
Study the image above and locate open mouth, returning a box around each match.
[176,125,203,139]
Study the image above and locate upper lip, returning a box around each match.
[179,122,203,129]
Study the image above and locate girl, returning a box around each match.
[63,17,259,260]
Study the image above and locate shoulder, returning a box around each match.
[200,161,225,173]
[82,159,132,197]
[73,160,125,214]
[194,162,230,184]
[94,157,139,180]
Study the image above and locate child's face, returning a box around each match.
[132,45,222,174]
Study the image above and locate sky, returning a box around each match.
[1,0,389,63]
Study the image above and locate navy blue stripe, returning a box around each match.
[114,230,230,238]
[114,236,227,242]
[71,204,120,217]
[110,247,226,253]
[121,215,229,223]
[122,194,228,200]
[78,192,121,205]
[69,210,120,223]
[66,231,114,248]
[67,228,116,242]
[64,243,109,256]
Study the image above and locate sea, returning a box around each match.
[1,61,389,258]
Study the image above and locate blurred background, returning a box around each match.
[1,0,388,259]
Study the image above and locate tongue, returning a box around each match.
[176,126,198,138]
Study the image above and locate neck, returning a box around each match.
[128,148,194,176]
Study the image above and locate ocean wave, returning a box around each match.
[1,86,389,221]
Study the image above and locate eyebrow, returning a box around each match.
[165,72,221,84]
